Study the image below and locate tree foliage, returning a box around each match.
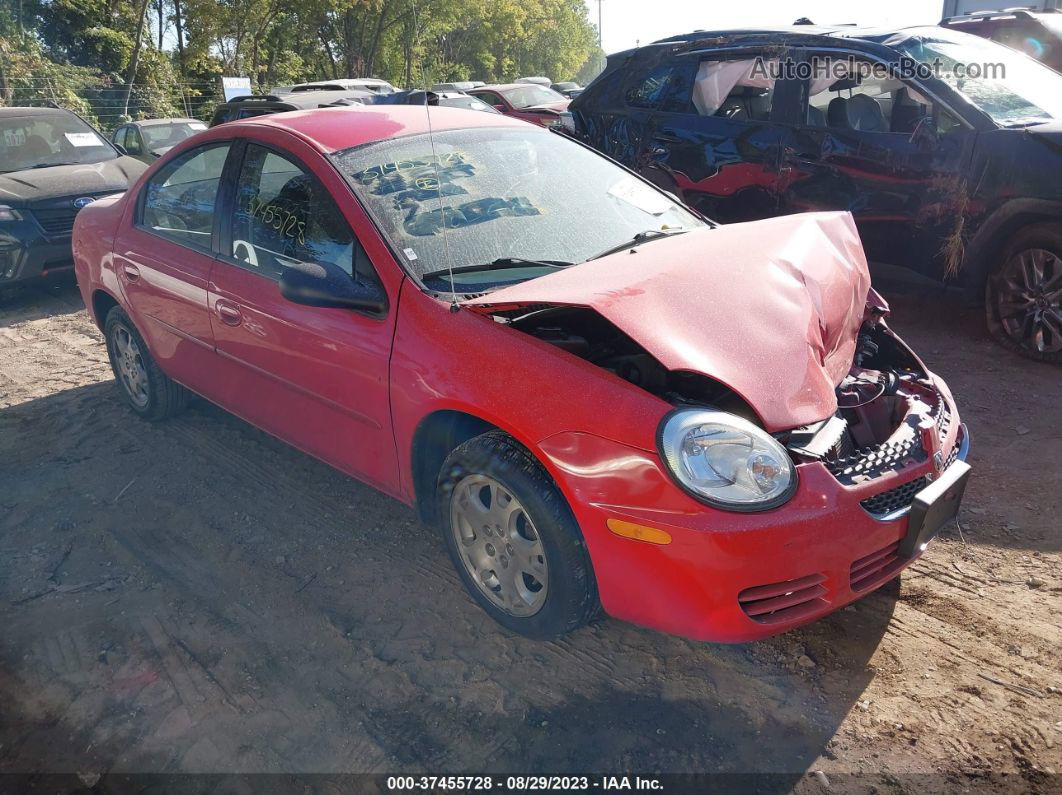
[0,0,600,129]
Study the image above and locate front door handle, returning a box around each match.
[121,263,140,282]
[215,299,243,327]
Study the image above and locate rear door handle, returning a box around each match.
[215,299,243,326]
[121,263,140,282]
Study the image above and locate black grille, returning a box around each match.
[860,444,960,518]
[827,433,923,485]
[860,476,929,517]
[32,207,79,236]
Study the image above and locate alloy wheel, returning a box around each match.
[994,247,1062,354]
[112,325,150,408]
[449,474,549,617]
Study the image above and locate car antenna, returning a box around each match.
[411,0,460,313]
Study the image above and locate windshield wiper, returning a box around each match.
[587,228,686,261]
[28,162,80,169]
[421,257,576,282]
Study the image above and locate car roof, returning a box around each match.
[646,24,944,48]
[470,84,538,93]
[222,90,374,110]
[227,105,529,153]
[0,106,74,118]
[291,78,393,90]
[131,118,202,126]
[942,8,1060,25]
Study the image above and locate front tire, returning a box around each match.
[104,307,188,421]
[437,431,599,640]
[986,224,1062,363]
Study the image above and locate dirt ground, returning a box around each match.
[0,276,1059,793]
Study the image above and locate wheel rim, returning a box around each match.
[994,247,1062,354]
[112,325,150,408]
[449,474,548,617]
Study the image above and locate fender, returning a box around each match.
[962,197,1062,297]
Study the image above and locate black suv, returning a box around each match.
[571,25,1062,361]
[940,8,1062,72]
[208,90,374,126]
[0,106,147,287]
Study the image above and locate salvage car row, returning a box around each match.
[13,18,1062,644]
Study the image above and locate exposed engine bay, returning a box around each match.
[501,303,948,483]
[504,305,757,419]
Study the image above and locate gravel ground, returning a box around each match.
[0,277,1059,793]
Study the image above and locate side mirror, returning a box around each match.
[113,143,129,156]
[493,104,506,112]
[279,260,387,314]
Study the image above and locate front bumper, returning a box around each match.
[0,220,76,285]
[538,375,969,643]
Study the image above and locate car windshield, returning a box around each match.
[504,85,566,108]
[0,113,115,172]
[440,96,497,113]
[893,28,1062,126]
[330,126,703,290]
[141,121,206,150]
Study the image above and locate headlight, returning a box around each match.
[658,408,797,512]
[0,206,23,222]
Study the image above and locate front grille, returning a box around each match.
[826,434,923,485]
[859,443,960,519]
[738,573,828,625]
[31,207,79,236]
[934,399,952,442]
[850,541,903,591]
[860,475,928,517]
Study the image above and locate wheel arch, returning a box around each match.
[90,288,121,331]
[410,410,500,526]
[963,199,1062,298]
[409,409,577,528]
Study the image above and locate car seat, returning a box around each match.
[847,94,886,132]
[21,134,52,161]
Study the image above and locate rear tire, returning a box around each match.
[437,431,599,640]
[985,224,1062,363]
[104,306,189,421]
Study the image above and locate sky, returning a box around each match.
[583,0,948,54]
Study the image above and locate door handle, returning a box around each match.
[215,300,243,327]
[121,263,140,282]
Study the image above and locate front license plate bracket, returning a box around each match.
[898,460,971,558]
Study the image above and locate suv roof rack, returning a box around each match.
[943,8,1038,23]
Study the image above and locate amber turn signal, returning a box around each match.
[606,518,672,546]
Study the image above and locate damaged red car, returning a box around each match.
[73,106,971,642]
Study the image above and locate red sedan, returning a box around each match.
[73,105,970,642]
[467,83,570,127]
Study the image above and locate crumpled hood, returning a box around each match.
[0,157,146,206]
[464,211,871,432]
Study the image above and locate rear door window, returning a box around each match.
[626,64,677,109]
[139,143,230,249]
[692,59,777,120]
